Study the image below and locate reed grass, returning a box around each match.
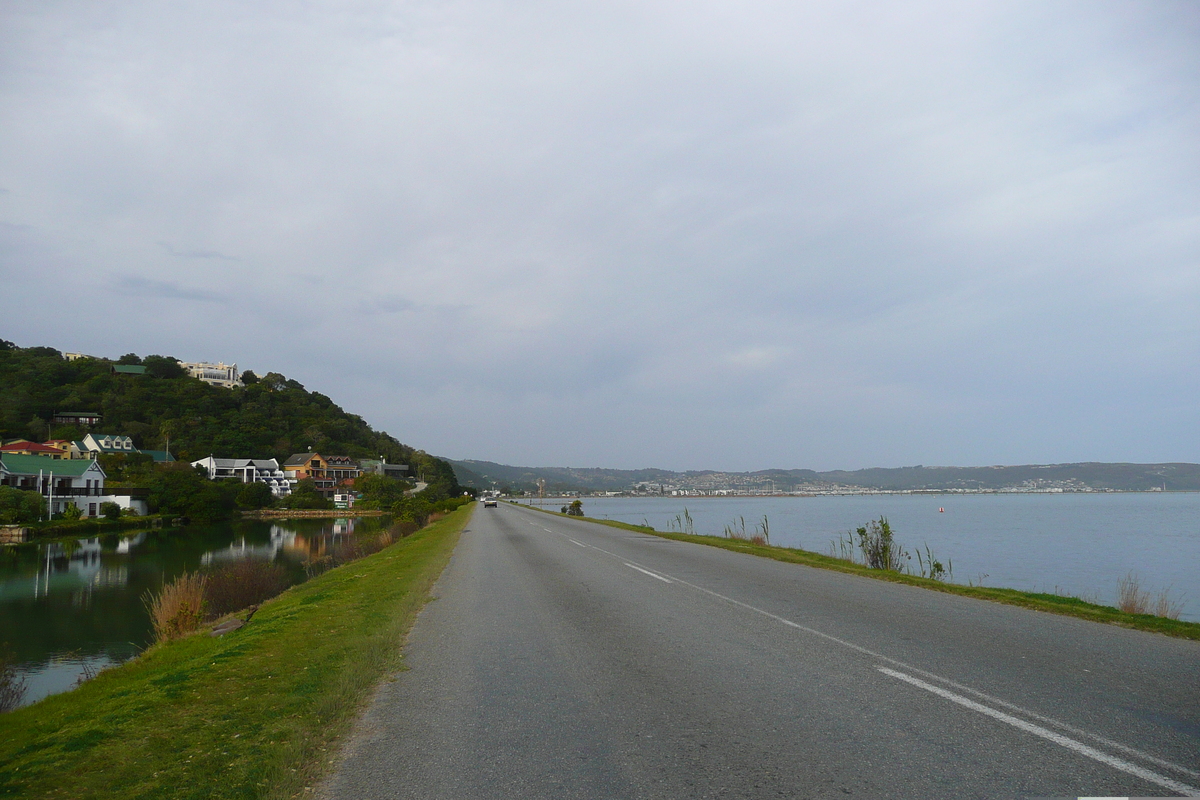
[1117,572,1184,620]
[143,572,208,643]
[666,508,696,535]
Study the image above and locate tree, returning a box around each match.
[142,355,186,379]
[391,494,433,526]
[235,481,274,510]
[116,353,142,365]
[278,479,332,510]
[145,463,238,521]
[353,473,412,509]
[0,487,45,523]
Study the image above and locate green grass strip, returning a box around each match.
[521,503,1200,641]
[0,504,474,800]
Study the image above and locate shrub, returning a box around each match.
[854,517,909,571]
[389,520,419,539]
[203,559,291,619]
[59,502,83,521]
[100,502,122,521]
[144,572,208,642]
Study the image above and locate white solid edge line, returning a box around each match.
[877,667,1199,797]
[578,534,1199,782]
[518,503,1198,784]
[624,563,672,583]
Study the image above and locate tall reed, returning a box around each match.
[144,572,208,643]
[1117,572,1185,619]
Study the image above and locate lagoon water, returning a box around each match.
[0,516,390,709]
[3,495,1197,710]
[525,493,1200,622]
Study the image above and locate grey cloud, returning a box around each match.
[359,296,417,315]
[113,275,225,303]
[157,241,238,261]
[1,0,1196,469]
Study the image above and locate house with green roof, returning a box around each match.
[81,433,137,454]
[0,453,148,517]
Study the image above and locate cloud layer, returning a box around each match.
[2,0,1197,470]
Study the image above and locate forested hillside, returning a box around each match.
[0,341,460,495]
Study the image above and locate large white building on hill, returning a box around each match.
[178,361,242,388]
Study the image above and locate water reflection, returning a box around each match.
[0,516,390,709]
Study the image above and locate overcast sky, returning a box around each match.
[2,1,1197,471]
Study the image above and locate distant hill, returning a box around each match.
[0,341,461,495]
[450,459,1200,493]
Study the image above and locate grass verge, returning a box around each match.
[0,503,473,799]
[520,504,1200,641]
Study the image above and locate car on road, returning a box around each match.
[483,498,498,507]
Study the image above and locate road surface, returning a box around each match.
[320,502,1200,799]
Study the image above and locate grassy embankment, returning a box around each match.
[0,503,474,799]
[522,505,1200,641]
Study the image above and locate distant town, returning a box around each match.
[451,459,1197,496]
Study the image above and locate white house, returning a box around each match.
[178,361,243,388]
[81,433,137,455]
[191,456,293,497]
[0,453,148,517]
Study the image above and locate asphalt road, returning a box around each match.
[320,502,1200,799]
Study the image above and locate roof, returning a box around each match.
[111,364,147,375]
[194,456,278,469]
[0,442,62,455]
[284,452,320,466]
[52,411,102,417]
[0,453,105,477]
[140,450,176,463]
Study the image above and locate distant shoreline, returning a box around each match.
[521,489,1198,500]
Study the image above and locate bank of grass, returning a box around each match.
[522,504,1200,642]
[0,503,473,799]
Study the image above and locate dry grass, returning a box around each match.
[1116,572,1185,620]
[144,572,208,642]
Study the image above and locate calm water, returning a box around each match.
[525,493,1200,621]
[0,516,391,708]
